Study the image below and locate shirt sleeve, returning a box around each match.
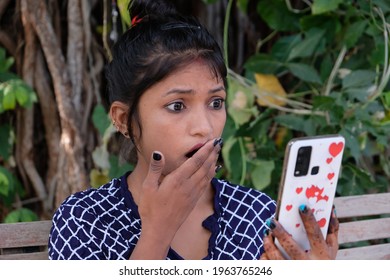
[48,202,108,260]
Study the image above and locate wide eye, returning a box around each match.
[209,98,225,110]
[166,101,185,112]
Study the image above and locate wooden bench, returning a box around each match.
[335,192,390,260]
[0,220,52,260]
[0,192,389,260]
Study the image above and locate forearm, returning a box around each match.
[129,229,173,260]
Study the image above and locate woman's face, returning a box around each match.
[134,60,226,175]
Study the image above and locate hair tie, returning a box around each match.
[131,15,142,26]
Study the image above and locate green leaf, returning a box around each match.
[0,170,10,196]
[250,159,275,190]
[221,137,243,183]
[285,63,322,84]
[0,167,16,200]
[15,85,29,106]
[117,0,131,26]
[92,104,111,136]
[383,91,390,108]
[344,20,368,48]
[300,14,341,40]
[312,0,343,15]
[287,29,326,61]
[226,76,257,125]
[244,54,283,74]
[275,114,317,135]
[4,208,39,223]
[257,0,300,32]
[2,83,16,110]
[342,70,376,89]
[108,155,133,179]
[270,35,301,62]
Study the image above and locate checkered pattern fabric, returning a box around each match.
[48,173,276,260]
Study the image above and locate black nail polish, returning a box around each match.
[153,152,161,161]
[218,138,224,148]
[213,138,221,147]
[215,165,222,173]
[263,229,269,237]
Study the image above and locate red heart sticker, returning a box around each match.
[286,205,293,211]
[329,142,344,158]
[317,218,327,228]
[296,187,303,194]
[327,173,335,180]
[326,157,333,164]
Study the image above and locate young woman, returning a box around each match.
[48,0,338,260]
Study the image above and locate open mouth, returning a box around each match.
[185,146,202,158]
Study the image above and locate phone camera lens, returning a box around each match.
[311,166,319,175]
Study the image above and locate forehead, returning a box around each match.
[156,60,224,90]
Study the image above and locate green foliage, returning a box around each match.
[91,104,133,187]
[4,208,39,223]
[0,49,37,113]
[221,0,390,198]
[0,47,37,222]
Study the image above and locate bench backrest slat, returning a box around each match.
[0,251,49,260]
[0,221,52,249]
[334,192,390,218]
[338,217,390,244]
[337,243,390,260]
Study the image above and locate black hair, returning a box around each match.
[105,0,227,161]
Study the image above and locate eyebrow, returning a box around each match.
[164,86,226,96]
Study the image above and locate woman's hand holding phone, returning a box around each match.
[262,134,344,260]
[261,205,339,260]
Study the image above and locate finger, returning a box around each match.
[267,219,307,260]
[299,205,328,256]
[326,206,339,258]
[180,138,222,180]
[262,229,284,260]
[327,205,339,234]
[259,251,269,260]
[143,151,165,188]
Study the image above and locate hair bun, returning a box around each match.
[129,0,178,21]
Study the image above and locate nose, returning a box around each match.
[188,107,213,138]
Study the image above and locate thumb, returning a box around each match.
[145,151,164,186]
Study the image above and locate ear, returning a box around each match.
[110,101,130,137]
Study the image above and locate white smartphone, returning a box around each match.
[275,134,345,257]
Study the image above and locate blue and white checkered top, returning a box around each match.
[48,173,276,260]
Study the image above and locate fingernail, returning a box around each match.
[153,152,161,161]
[218,138,223,148]
[263,229,269,236]
[266,218,276,230]
[299,204,308,214]
[215,165,222,173]
[213,138,222,147]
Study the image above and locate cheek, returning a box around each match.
[215,111,227,135]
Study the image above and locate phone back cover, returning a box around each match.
[276,135,345,252]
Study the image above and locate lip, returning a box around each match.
[185,143,206,158]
